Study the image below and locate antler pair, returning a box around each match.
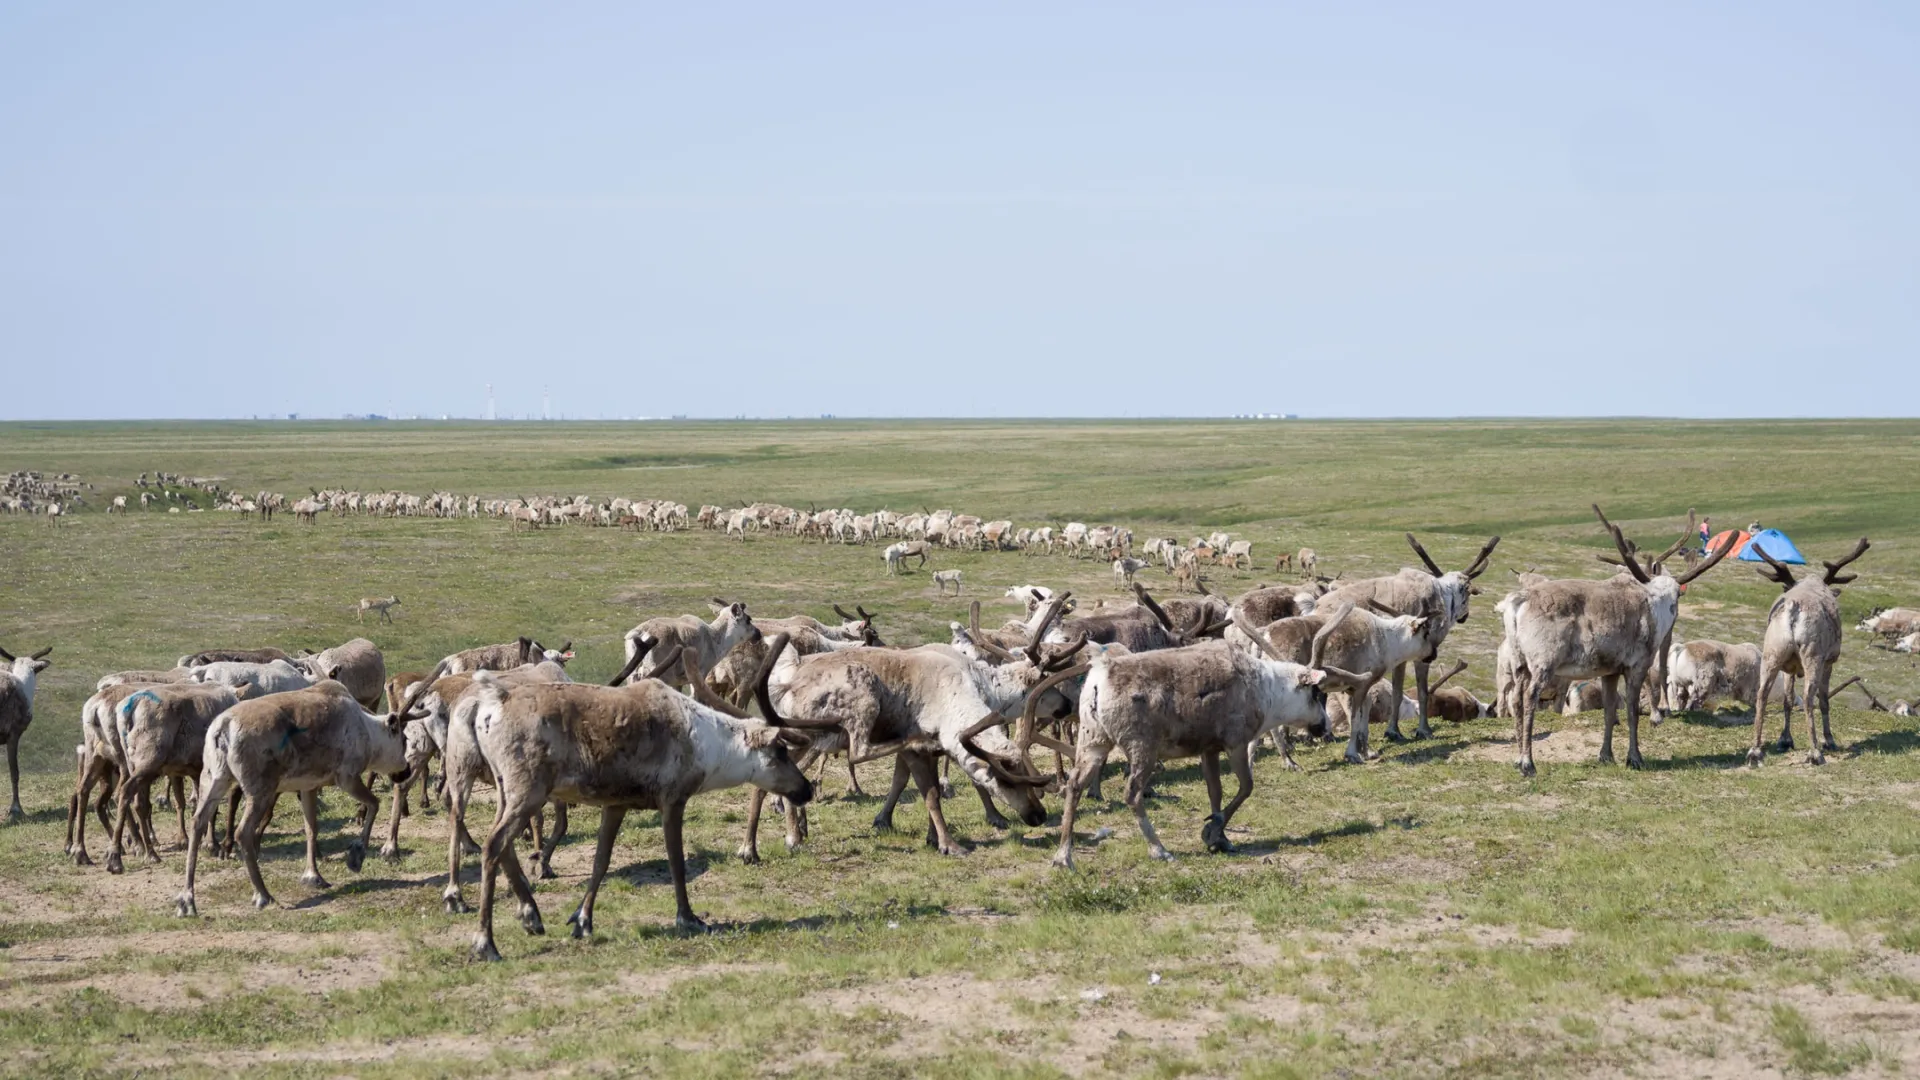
[1749,536,1869,590]
[1594,505,1735,586]
[1406,534,1500,580]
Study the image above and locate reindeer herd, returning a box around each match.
[1,505,1909,960]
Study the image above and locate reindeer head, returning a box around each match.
[1593,505,1737,641]
[0,646,52,685]
[1405,533,1499,623]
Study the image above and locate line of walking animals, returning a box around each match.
[5,507,1911,961]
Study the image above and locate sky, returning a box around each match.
[1,3,1915,420]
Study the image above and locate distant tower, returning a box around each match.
[485,383,495,421]
[543,386,551,421]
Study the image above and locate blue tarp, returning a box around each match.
[1737,528,1806,564]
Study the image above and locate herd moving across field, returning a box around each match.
[4,503,1914,960]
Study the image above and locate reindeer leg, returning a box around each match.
[844,753,867,797]
[1126,751,1172,860]
[1774,669,1796,753]
[974,781,1010,831]
[1624,670,1646,769]
[1344,682,1378,764]
[380,771,406,860]
[663,799,708,933]
[736,788,766,864]
[1218,742,1256,837]
[171,776,189,848]
[1817,663,1838,753]
[339,773,381,873]
[444,776,474,913]
[237,792,277,910]
[1052,734,1110,870]
[1751,662,1774,766]
[1516,670,1538,777]
[1598,675,1618,765]
[1412,660,1435,739]
[1805,657,1827,765]
[298,789,331,889]
[568,806,626,940]
[906,753,965,856]
[872,755,911,833]
[1383,663,1410,742]
[1198,751,1230,853]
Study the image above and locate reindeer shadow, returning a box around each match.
[1234,817,1401,858]
[1846,728,1920,758]
[1384,738,1470,765]
[289,876,425,909]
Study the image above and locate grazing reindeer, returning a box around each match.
[931,569,963,596]
[1112,557,1151,587]
[1746,538,1870,766]
[1501,508,1735,776]
[357,595,401,624]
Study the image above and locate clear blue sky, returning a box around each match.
[2,4,1914,419]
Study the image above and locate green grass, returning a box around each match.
[1,418,1919,1077]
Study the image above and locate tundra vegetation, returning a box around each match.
[2,418,1920,1077]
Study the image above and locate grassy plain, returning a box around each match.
[1,418,1918,1078]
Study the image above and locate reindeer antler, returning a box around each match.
[1405,534,1444,577]
[1672,531,1737,586]
[1464,536,1501,579]
[1426,660,1468,693]
[1594,505,1653,584]
[968,601,1016,663]
[1748,542,1797,589]
[1822,538,1870,586]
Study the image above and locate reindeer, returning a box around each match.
[1746,538,1870,766]
[0,645,53,819]
[1052,619,1349,868]
[465,646,814,957]
[175,678,434,916]
[1500,508,1735,775]
[622,601,757,687]
[1239,601,1434,763]
[1314,534,1500,740]
[747,609,1080,858]
[356,595,401,624]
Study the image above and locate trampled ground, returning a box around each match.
[2,419,1919,1078]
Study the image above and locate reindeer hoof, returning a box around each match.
[1203,816,1235,854]
[983,811,1011,831]
[1822,738,1839,752]
[4,806,20,823]
[735,846,761,865]
[1746,748,1765,768]
[1383,727,1408,743]
[520,903,545,936]
[1149,848,1176,862]
[567,908,592,939]
[1597,750,1615,765]
[299,871,331,890]
[940,843,972,857]
[1050,852,1076,871]
[252,891,275,910]
[174,895,197,918]
[1776,735,1795,753]
[379,843,400,861]
[1807,752,1826,767]
[537,862,558,881]
[443,893,470,915]
[871,815,896,834]
[674,914,710,936]
[783,836,802,854]
[105,851,124,875]
[472,937,503,962]
[72,850,93,867]
[1626,752,1644,770]
[1517,760,1537,778]
[345,842,366,873]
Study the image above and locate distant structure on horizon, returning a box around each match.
[485,383,496,421]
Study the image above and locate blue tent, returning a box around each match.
[1737,528,1806,564]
